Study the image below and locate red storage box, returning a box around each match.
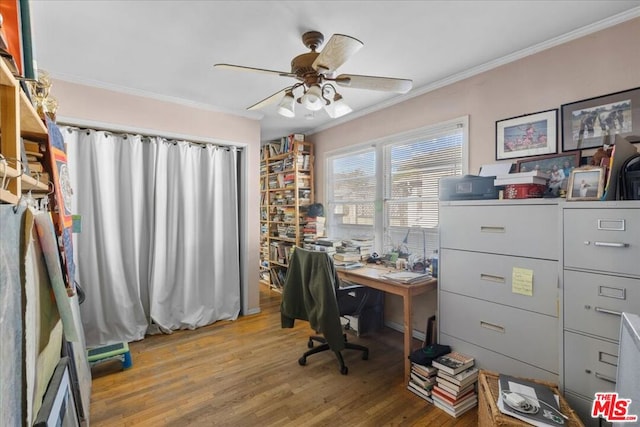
[504,183,546,199]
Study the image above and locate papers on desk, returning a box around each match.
[380,271,431,283]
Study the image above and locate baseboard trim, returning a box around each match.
[384,320,426,344]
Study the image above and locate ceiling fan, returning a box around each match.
[214,31,413,119]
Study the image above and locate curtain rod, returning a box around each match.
[57,119,245,151]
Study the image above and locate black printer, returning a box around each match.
[439,175,499,201]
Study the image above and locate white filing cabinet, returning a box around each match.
[439,199,560,383]
[561,201,640,427]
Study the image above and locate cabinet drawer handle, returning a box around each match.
[594,241,629,248]
[595,307,622,317]
[595,372,616,384]
[597,219,625,231]
[480,226,505,233]
[480,321,505,333]
[480,273,505,283]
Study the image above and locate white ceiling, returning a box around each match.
[29,1,640,142]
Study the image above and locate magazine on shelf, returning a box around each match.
[497,374,566,427]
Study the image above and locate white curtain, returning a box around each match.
[64,128,240,346]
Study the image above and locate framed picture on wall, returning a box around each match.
[561,87,640,152]
[496,109,558,160]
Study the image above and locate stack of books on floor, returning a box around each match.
[407,362,437,403]
[431,351,478,418]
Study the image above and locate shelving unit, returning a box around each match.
[0,60,49,204]
[259,137,314,291]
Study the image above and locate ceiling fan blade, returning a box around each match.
[312,34,363,73]
[214,63,295,78]
[247,87,289,111]
[335,74,413,94]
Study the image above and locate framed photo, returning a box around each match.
[561,87,640,151]
[567,166,606,201]
[496,109,558,160]
[516,152,581,194]
[33,357,80,427]
[516,152,581,173]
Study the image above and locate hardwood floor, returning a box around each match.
[89,285,478,426]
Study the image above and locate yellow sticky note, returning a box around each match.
[512,267,533,296]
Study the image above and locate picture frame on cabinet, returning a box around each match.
[516,152,580,174]
[566,166,605,201]
[561,87,640,152]
[496,109,558,160]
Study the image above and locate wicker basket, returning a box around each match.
[477,370,585,427]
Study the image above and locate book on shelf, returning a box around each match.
[497,374,564,427]
[431,351,475,375]
[28,162,44,172]
[432,393,478,418]
[314,238,342,247]
[23,139,42,153]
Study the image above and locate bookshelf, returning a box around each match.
[260,136,314,291]
[0,60,49,204]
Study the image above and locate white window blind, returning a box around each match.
[327,148,377,240]
[385,126,464,229]
[326,116,467,254]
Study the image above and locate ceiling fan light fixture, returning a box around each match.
[277,89,296,118]
[325,92,352,118]
[300,84,324,111]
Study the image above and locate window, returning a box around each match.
[326,116,468,257]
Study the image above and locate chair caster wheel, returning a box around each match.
[341,366,348,375]
[298,357,306,366]
[363,351,369,361]
[307,339,314,348]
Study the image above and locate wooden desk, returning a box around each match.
[337,266,437,382]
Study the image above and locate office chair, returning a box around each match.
[280,247,375,375]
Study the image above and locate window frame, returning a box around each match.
[325,116,469,254]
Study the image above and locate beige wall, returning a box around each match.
[48,18,639,336]
[309,18,640,336]
[50,80,263,315]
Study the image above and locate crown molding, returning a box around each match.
[51,73,263,120]
[311,7,640,135]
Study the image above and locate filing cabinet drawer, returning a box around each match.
[440,203,558,259]
[439,332,558,383]
[564,208,640,277]
[564,270,640,340]
[564,331,617,398]
[441,248,558,316]
[440,291,558,373]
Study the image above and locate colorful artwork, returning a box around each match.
[43,118,76,290]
